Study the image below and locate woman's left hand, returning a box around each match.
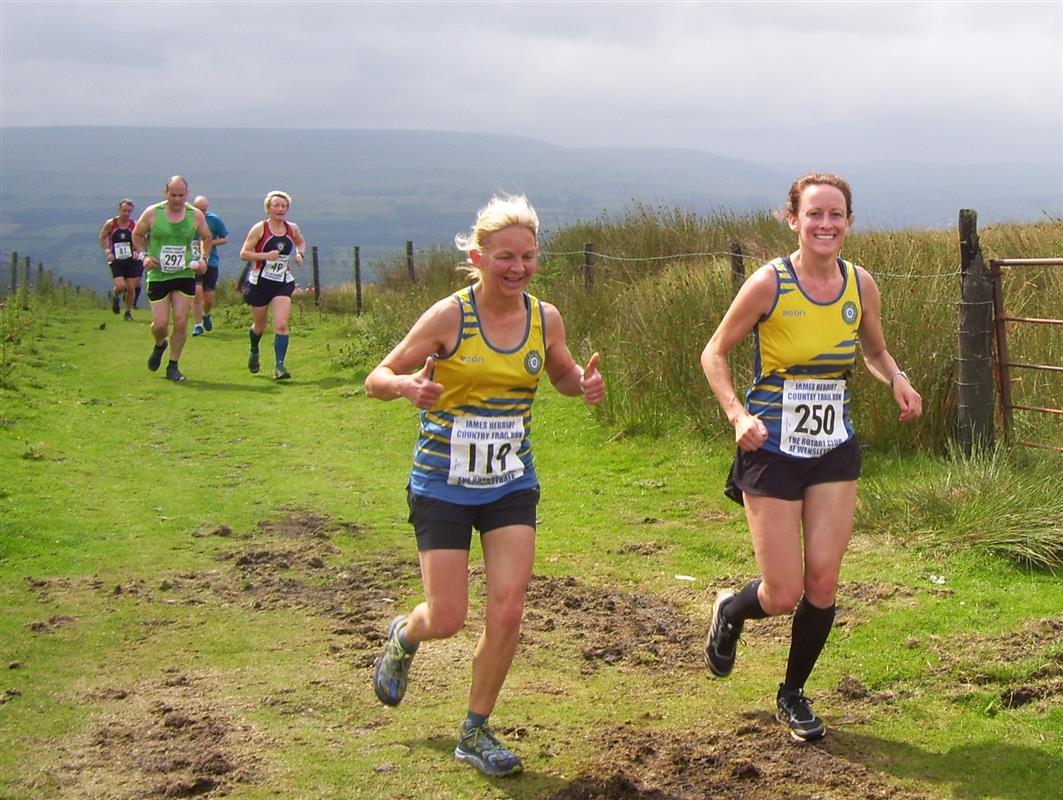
[580,352,605,405]
[894,376,923,422]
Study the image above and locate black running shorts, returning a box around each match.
[146,277,196,302]
[725,437,861,505]
[244,277,294,307]
[406,486,540,551]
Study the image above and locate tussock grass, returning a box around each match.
[859,446,1063,570]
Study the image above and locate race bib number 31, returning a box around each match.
[448,415,525,488]
[159,245,186,273]
[780,378,847,458]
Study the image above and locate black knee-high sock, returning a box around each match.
[784,597,836,690]
[724,579,769,625]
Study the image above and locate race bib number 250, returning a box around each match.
[448,415,525,488]
[780,378,847,458]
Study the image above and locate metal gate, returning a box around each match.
[990,258,1063,451]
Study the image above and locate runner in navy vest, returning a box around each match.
[237,190,307,380]
[97,199,144,320]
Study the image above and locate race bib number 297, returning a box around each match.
[159,245,186,273]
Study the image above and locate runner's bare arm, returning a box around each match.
[192,208,213,264]
[702,265,776,449]
[97,219,114,257]
[541,303,604,403]
[132,208,156,266]
[289,223,307,266]
[238,222,270,262]
[365,297,459,406]
[856,267,922,421]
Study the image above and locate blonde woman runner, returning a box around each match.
[366,195,605,776]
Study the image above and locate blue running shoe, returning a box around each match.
[455,723,523,777]
[203,313,213,332]
[192,324,205,337]
[373,615,415,706]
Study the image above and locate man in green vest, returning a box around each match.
[133,176,213,382]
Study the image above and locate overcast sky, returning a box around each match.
[1,1,1060,169]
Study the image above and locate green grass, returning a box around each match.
[1,296,1060,800]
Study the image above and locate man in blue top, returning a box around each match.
[191,195,229,336]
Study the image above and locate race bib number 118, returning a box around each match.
[448,415,525,488]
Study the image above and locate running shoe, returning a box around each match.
[373,615,415,706]
[203,314,212,332]
[705,591,742,677]
[147,340,168,372]
[165,363,186,382]
[776,684,825,742]
[248,349,260,374]
[111,293,120,314]
[274,362,291,380]
[124,310,133,321]
[192,324,205,337]
[454,723,523,777]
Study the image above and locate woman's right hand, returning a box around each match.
[734,411,769,452]
[404,356,444,409]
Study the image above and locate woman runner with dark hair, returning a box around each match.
[701,173,922,741]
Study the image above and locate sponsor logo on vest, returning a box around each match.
[842,300,858,325]
[782,309,805,317]
[524,349,543,374]
[460,355,485,364]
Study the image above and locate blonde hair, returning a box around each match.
[454,195,539,279]
[263,190,293,213]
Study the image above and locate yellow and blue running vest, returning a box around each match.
[409,285,546,503]
[746,257,863,459]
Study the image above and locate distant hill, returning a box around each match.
[1,127,1058,290]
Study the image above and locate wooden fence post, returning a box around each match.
[36,263,44,290]
[583,242,594,289]
[956,209,995,455]
[23,256,31,289]
[353,246,363,316]
[730,241,745,294]
[9,251,17,294]
[406,240,415,283]
[311,245,320,306]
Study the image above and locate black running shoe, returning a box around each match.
[147,340,168,372]
[112,293,121,314]
[705,591,742,677]
[248,349,260,374]
[203,313,213,332]
[776,684,825,742]
[123,310,133,321]
[274,362,291,380]
[165,363,186,382]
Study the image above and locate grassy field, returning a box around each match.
[1,296,1060,800]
